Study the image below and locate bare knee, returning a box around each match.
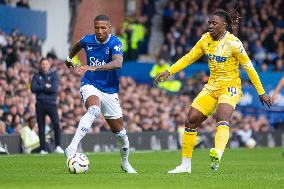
[185,116,199,129]
[185,108,207,129]
[106,118,124,133]
[85,95,100,109]
[216,103,234,122]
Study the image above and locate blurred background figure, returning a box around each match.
[31,58,63,154]
[20,116,40,154]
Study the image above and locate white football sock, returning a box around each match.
[182,157,191,169]
[115,128,129,163]
[216,148,223,159]
[68,105,100,150]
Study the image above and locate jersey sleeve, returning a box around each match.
[233,40,265,95]
[79,35,87,49]
[111,38,123,56]
[168,35,205,75]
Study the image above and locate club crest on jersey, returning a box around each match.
[106,47,109,54]
[239,46,245,54]
[89,57,106,66]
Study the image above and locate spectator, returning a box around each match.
[157,44,171,63]
[272,58,284,72]
[252,40,267,64]
[20,116,40,153]
[260,62,268,73]
[150,58,170,79]
[0,120,6,135]
[128,16,146,60]
[31,58,63,154]
[16,0,29,9]
[237,122,254,148]
[6,0,17,7]
[29,35,41,53]
[160,0,284,68]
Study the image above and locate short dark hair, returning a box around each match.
[94,14,110,23]
[28,116,36,125]
[212,8,241,30]
[39,57,49,64]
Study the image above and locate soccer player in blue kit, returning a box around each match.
[64,15,137,173]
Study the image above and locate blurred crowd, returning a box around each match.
[0,0,30,9]
[116,0,156,61]
[158,0,284,72]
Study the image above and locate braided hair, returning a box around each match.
[212,8,241,30]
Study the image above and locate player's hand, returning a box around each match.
[65,56,75,68]
[259,94,272,108]
[77,65,88,75]
[154,70,170,86]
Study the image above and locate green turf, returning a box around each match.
[0,148,283,189]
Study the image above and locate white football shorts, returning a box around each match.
[80,84,123,119]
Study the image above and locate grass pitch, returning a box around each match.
[0,148,283,189]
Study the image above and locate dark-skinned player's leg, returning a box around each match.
[183,107,208,157]
[210,103,234,171]
[168,107,207,173]
[106,118,137,173]
[65,95,101,158]
[169,88,218,174]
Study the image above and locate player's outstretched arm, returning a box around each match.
[235,42,272,108]
[272,77,284,102]
[77,54,123,75]
[96,54,123,70]
[241,61,272,108]
[65,41,82,68]
[154,70,170,86]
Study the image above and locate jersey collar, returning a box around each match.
[94,34,111,44]
[219,31,227,41]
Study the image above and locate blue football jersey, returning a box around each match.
[80,34,123,94]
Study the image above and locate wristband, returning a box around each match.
[165,70,171,76]
[66,56,73,63]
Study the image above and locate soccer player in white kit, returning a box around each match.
[64,15,137,173]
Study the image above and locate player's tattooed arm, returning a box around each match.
[77,54,123,74]
[96,54,123,70]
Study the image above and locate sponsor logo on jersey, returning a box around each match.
[89,57,107,66]
[87,46,93,51]
[106,47,109,54]
[206,54,227,63]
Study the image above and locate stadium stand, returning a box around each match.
[160,0,284,66]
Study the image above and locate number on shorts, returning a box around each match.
[227,87,237,96]
[80,91,84,102]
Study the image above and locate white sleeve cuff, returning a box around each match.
[66,56,73,63]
